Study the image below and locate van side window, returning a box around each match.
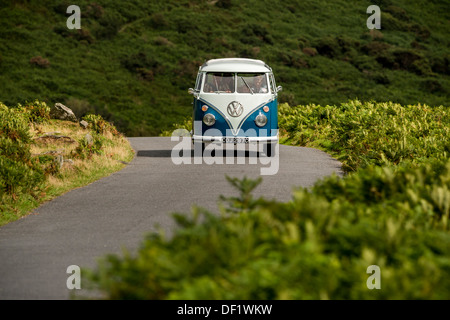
[203,73,235,93]
[237,73,268,94]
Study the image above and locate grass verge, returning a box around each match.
[0,101,134,226]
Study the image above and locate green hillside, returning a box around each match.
[0,0,448,136]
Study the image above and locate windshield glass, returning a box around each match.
[237,73,268,94]
[203,72,235,93]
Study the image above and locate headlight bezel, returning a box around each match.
[255,113,268,127]
[203,113,216,126]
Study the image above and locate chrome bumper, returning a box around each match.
[192,134,279,144]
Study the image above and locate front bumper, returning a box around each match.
[192,134,279,144]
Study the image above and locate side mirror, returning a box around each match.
[276,86,283,93]
[188,88,195,95]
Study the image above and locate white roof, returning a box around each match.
[200,58,272,73]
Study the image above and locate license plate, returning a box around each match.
[222,137,249,144]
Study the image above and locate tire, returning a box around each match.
[263,143,275,157]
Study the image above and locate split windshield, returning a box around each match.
[203,72,268,94]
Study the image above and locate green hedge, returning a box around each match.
[278,100,449,172]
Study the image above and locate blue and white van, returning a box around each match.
[188,58,281,156]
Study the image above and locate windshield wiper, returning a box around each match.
[241,77,254,95]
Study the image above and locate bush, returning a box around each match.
[29,56,50,68]
[0,105,32,143]
[0,137,31,164]
[37,154,61,177]
[95,10,125,39]
[278,100,450,172]
[0,104,45,197]
[17,100,51,124]
[82,114,119,136]
[0,155,44,197]
[71,133,104,160]
[159,117,192,137]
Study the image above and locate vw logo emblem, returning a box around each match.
[227,101,243,117]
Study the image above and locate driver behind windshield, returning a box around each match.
[204,73,234,93]
[252,75,268,93]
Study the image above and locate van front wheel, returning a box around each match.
[263,143,275,157]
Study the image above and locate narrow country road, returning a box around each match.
[0,137,342,299]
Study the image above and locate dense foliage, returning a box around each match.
[0,0,448,136]
[83,101,450,299]
[0,102,47,198]
[83,162,450,299]
[279,100,450,172]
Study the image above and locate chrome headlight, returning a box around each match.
[255,113,268,127]
[203,113,216,126]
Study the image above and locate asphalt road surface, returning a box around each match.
[0,137,342,299]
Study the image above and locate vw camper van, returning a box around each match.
[188,58,281,156]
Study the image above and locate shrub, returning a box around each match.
[0,137,31,164]
[278,100,450,172]
[302,47,318,57]
[0,105,32,143]
[17,100,51,124]
[120,52,161,76]
[71,133,104,160]
[29,56,50,68]
[361,41,391,56]
[0,104,45,197]
[95,10,124,39]
[37,154,61,177]
[0,155,44,197]
[159,117,192,137]
[152,36,174,47]
[82,114,119,136]
[73,29,95,44]
[147,12,169,30]
[85,3,104,19]
[239,23,273,46]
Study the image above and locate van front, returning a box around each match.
[190,59,280,146]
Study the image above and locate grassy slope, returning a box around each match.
[0,0,448,136]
